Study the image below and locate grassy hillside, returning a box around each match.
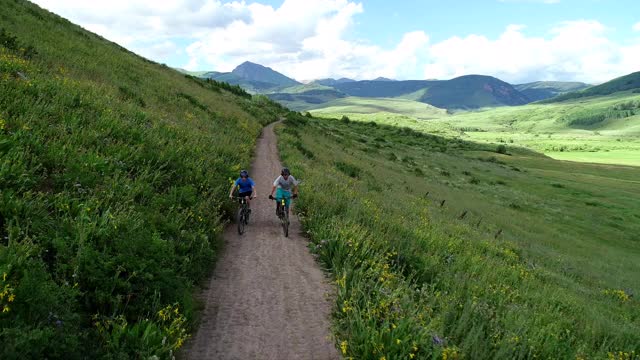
[514,81,590,102]
[309,97,447,120]
[268,89,346,111]
[333,80,437,98]
[542,71,640,103]
[419,75,529,109]
[430,92,640,166]
[277,114,639,359]
[0,1,284,358]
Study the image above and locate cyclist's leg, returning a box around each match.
[275,188,287,215]
[282,190,292,215]
[239,191,252,213]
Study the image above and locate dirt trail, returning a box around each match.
[184,123,339,360]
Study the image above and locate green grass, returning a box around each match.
[278,82,336,94]
[277,114,640,359]
[310,96,447,120]
[546,150,640,166]
[0,1,284,358]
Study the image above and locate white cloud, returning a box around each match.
[424,20,638,84]
[30,1,640,83]
[633,22,640,31]
[183,0,429,80]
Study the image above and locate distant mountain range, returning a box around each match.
[179,62,640,110]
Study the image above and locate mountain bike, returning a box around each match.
[234,196,251,235]
[271,195,292,237]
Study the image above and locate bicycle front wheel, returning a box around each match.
[237,208,245,235]
[282,210,289,237]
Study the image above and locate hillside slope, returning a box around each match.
[542,71,640,103]
[0,1,283,358]
[514,81,590,102]
[277,114,640,359]
[419,75,530,109]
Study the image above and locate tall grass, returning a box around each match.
[0,1,284,358]
[277,114,639,359]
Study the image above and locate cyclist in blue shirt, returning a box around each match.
[229,170,256,211]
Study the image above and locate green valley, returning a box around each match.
[311,91,640,167]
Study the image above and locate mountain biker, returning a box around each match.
[229,170,256,211]
[268,167,298,216]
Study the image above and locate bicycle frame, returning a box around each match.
[272,195,291,237]
[234,196,250,235]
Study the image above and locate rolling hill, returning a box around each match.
[314,77,356,86]
[419,75,530,109]
[308,97,446,120]
[332,79,438,98]
[514,81,590,102]
[542,71,640,103]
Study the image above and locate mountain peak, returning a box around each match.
[230,61,299,87]
[373,77,396,82]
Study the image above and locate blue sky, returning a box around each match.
[33,0,640,83]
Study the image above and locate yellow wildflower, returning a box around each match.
[8,294,15,302]
[340,340,348,355]
[2,305,9,313]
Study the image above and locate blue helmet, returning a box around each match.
[281,167,290,176]
[240,170,249,178]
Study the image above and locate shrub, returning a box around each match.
[340,115,350,123]
[496,144,507,154]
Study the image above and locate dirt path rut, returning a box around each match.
[184,122,339,360]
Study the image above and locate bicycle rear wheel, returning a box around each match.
[237,208,245,235]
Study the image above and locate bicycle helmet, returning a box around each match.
[281,167,290,176]
[240,170,249,178]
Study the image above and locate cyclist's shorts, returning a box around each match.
[239,191,252,199]
[275,188,292,207]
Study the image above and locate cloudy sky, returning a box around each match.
[32,0,640,83]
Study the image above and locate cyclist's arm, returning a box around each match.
[251,185,257,198]
[229,182,238,198]
[270,176,280,197]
